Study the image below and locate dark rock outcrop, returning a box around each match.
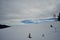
[0,24,10,29]
[58,13,60,21]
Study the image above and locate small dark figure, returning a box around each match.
[50,25,56,33]
[0,24,10,29]
[28,33,32,39]
[42,34,45,37]
[53,14,56,18]
[58,13,60,21]
[50,25,53,28]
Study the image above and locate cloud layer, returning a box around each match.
[0,0,60,25]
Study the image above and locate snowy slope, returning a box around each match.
[0,21,60,40]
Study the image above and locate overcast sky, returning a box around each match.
[0,0,60,25]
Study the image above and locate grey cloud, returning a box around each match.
[0,0,60,25]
